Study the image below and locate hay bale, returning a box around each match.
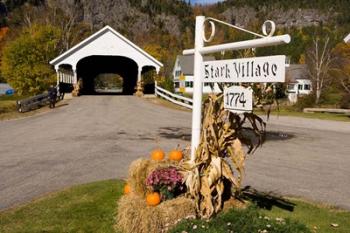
[127,159,151,196]
[116,194,162,233]
[158,196,197,230]
[222,197,247,212]
[116,195,196,233]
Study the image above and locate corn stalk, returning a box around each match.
[180,91,265,218]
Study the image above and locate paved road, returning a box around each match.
[0,96,349,210]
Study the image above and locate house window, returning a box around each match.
[304,84,311,90]
[174,82,180,88]
[175,71,181,77]
[185,81,193,88]
[204,83,210,86]
[287,84,295,90]
[298,84,303,90]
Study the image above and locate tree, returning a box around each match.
[0,27,9,83]
[1,24,61,95]
[331,42,350,94]
[306,36,333,104]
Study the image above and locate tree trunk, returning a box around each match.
[315,89,321,104]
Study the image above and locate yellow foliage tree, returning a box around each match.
[1,24,61,95]
[331,42,350,94]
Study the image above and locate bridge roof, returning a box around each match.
[49,25,163,70]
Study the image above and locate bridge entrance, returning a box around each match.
[77,56,138,95]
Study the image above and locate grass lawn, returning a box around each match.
[0,95,19,114]
[144,96,191,112]
[0,180,123,233]
[256,108,350,122]
[260,198,350,233]
[1,180,349,233]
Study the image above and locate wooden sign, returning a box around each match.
[224,86,253,113]
[203,55,286,83]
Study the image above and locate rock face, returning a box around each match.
[221,6,334,29]
[47,0,182,38]
[47,0,335,38]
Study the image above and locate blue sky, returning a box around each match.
[189,0,225,5]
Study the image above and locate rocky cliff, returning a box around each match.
[46,0,187,39]
[221,6,334,29]
[46,0,337,39]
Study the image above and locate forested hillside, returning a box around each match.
[1,0,350,65]
[0,0,349,106]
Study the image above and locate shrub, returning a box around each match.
[340,94,350,109]
[294,94,315,111]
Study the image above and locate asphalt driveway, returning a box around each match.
[0,96,349,210]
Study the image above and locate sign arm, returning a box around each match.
[183,34,290,56]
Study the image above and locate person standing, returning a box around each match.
[48,85,57,108]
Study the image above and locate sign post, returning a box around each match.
[190,16,205,162]
[185,16,291,161]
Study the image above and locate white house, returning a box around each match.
[286,64,312,103]
[172,55,221,93]
[344,33,350,43]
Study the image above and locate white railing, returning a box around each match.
[154,82,193,109]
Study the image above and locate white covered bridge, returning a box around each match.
[50,25,163,95]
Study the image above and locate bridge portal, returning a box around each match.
[49,26,162,95]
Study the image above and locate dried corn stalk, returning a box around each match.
[180,91,266,218]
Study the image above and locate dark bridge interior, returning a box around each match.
[77,56,138,95]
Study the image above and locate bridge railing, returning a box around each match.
[154,82,193,109]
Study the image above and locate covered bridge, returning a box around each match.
[50,25,163,95]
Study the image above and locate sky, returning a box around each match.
[189,0,225,5]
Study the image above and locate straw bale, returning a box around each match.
[116,195,196,233]
[127,159,151,196]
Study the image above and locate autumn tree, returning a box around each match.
[0,27,9,82]
[1,24,61,95]
[331,42,350,94]
[306,36,333,104]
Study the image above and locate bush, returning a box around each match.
[340,94,350,109]
[1,24,61,95]
[293,94,315,111]
[158,76,174,92]
[169,206,310,233]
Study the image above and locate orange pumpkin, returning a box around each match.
[151,149,165,161]
[146,192,161,206]
[169,149,183,161]
[124,184,131,194]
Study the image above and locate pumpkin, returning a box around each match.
[124,184,131,194]
[151,149,165,161]
[169,149,183,161]
[146,192,161,206]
